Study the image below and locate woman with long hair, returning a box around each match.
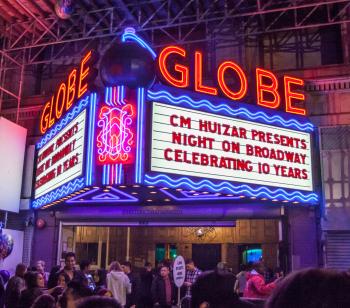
[5,263,27,308]
[18,271,44,308]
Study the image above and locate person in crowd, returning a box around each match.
[5,263,27,308]
[272,267,284,282]
[151,265,175,308]
[47,265,61,289]
[235,264,249,297]
[50,272,70,302]
[76,295,122,308]
[138,262,154,308]
[107,261,131,307]
[156,261,165,276]
[58,252,80,282]
[36,260,50,287]
[93,269,107,294]
[31,294,56,308]
[96,288,114,297]
[243,262,276,299]
[122,261,140,308]
[266,268,350,308]
[264,266,274,284]
[0,270,10,308]
[79,260,96,291]
[191,262,254,308]
[184,259,202,299]
[18,271,45,308]
[57,279,93,308]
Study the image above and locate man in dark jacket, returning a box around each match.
[138,262,154,308]
[191,262,255,308]
[151,266,175,308]
[122,261,140,308]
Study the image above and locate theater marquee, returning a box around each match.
[31,30,319,209]
[151,102,312,192]
[34,110,87,199]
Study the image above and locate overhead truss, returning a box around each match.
[0,0,349,67]
[0,0,350,113]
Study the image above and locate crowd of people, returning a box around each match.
[0,253,349,308]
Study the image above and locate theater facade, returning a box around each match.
[32,28,322,272]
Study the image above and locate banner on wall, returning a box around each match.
[0,117,27,213]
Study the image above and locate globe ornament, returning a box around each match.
[55,0,74,20]
[0,233,14,260]
[100,42,155,88]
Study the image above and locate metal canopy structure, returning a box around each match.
[1,0,350,113]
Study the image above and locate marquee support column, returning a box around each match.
[126,227,130,261]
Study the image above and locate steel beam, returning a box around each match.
[0,0,348,69]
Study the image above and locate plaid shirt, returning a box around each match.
[185,268,202,297]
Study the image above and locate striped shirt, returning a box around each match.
[185,268,202,297]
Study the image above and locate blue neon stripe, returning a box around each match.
[86,97,92,185]
[118,164,122,184]
[135,88,141,182]
[91,94,97,183]
[147,90,314,132]
[116,164,119,184]
[86,93,97,185]
[109,87,113,106]
[105,87,110,106]
[121,32,157,59]
[107,164,110,185]
[139,88,145,182]
[144,174,318,203]
[32,177,85,208]
[135,87,145,183]
[102,165,106,185]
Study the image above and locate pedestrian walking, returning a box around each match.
[107,261,131,307]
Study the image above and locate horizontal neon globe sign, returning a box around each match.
[158,46,306,116]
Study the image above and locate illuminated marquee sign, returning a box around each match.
[32,93,97,209]
[35,110,86,199]
[151,102,312,192]
[158,47,306,116]
[31,29,318,208]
